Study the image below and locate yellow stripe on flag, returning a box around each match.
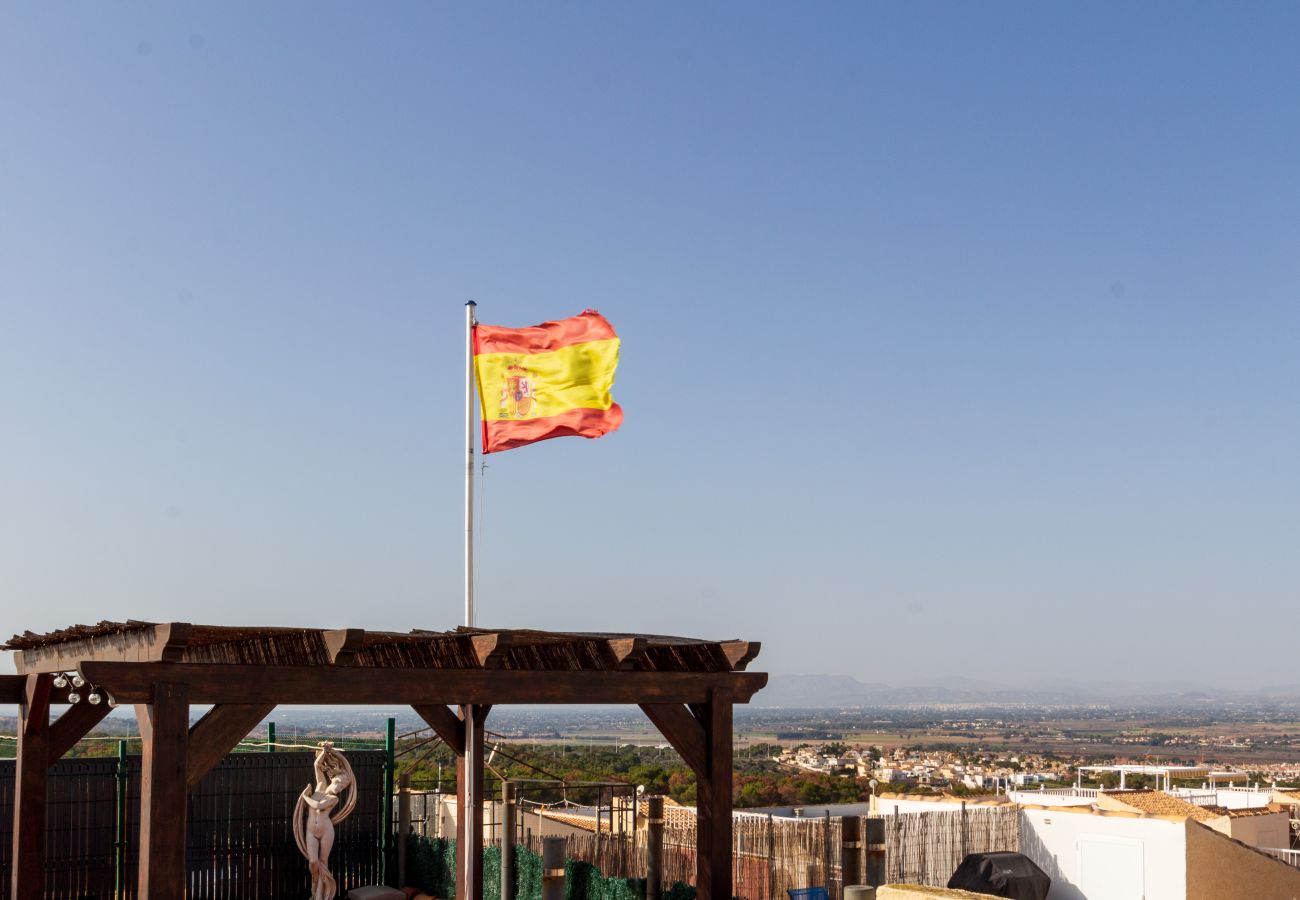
[475,338,620,422]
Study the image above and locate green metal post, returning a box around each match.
[267,721,276,752]
[383,716,396,884]
[115,739,128,900]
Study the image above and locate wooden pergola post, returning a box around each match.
[696,688,734,900]
[411,701,494,900]
[500,780,517,900]
[11,673,52,899]
[136,682,191,899]
[457,704,489,900]
[640,688,735,900]
[7,671,116,899]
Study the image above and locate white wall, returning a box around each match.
[1008,790,1095,807]
[1019,809,1186,900]
[876,797,968,815]
[1212,789,1274,810]
[1164,787,1273,810]
[1222,812,1290,850]
[413,794,596,841]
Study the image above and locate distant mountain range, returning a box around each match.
[752,674,1300,707]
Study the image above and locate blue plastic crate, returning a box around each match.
[787,888,830,900]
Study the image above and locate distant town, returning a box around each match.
[11,700,1296,788]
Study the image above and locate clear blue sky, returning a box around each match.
[3,3,1298,690]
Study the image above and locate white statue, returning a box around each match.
[293,742,358,900]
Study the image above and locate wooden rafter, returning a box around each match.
[13,622,193,674]
[471,633,514,668]
[720,640,761,671]
[323,628,366,664]
[602,637,648,670]
[9,622,762,674]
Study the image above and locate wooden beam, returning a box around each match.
[720,640,761,671]
[471,633,514,669]
[639,703,708,775]
[639,638,737,673]
[0,674,23,703]
[603,637,648,670]
[137,682,190,899]
[80,662,768,706]
[695,688,733,900]
[12,674,52,900]
[47,699,111,764]
[323,628,367,665]
[15,621,193,674]
[412,703,466,755]
[0,674,85,706]
[186,702,276,788]
[469,631,649,671]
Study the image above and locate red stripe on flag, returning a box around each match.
[482,405,623,454]
[474,309,617,355]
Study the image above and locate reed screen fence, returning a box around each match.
[882,806,1019,887]
[502,805,1020,899]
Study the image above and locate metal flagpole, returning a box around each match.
[463,301,479,897]
[465,300,477,627]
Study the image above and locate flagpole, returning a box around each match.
[465,300,477,628]
[463,301,480,900]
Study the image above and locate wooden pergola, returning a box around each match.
[3,621,766,900]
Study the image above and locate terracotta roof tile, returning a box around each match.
[637,797,697,829]
[1106,790,1223,823]
[536,808,606,833]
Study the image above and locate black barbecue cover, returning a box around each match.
[947,852,1051,900]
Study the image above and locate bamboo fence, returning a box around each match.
[883,806,1019,887]
[518,805,1020,899]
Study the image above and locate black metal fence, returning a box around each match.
[0,750,385,900]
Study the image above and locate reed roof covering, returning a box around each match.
[4,620,760,675]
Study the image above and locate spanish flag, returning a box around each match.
[473,309,623,454]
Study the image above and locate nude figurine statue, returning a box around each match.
[292,742,358,900]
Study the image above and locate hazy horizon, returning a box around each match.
[3,3,1298,690]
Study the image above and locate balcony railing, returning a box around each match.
[1010,787,1098,801]
[1265,848,1300,869]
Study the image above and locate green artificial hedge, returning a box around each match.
[407,833,458,898]
[403,835,699,900]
